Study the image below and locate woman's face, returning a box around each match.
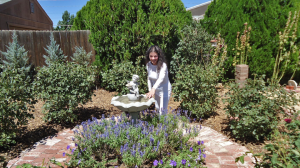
[149,52,158,65]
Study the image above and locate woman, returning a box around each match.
[145,45,172,115]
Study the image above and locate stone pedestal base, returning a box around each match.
[235,64,249,88]
[127,111,140,124]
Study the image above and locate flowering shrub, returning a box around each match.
[236,112,300,167]
[224,75,299,140]
[64,109,205,167]
[32,62,96,123]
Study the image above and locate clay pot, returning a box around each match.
[286,85,293,90]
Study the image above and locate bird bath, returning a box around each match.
[111,75,156,124]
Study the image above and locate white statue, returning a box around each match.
[126,75,141,100]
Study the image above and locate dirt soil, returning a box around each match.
[0,86,267,167]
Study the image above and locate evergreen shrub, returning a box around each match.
[170,20,214,78]
[71,46,93,66]
[43,32,67,66]
[72,0,192,70]
[224,76,299,141]
[101,56,147,95]
[0,31,31,72]
[32,62,97,123]
[172,33,227,118]
[0,67,37,147]
[201,0,300,78]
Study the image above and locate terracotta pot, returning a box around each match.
[286,85,293,90]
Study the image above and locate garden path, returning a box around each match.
[6,119,256,168]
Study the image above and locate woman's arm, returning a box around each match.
[146,63,152,91]
[152,63,167,89]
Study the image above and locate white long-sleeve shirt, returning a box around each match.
[146,61,171,97]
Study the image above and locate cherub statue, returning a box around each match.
[126,74,140,97]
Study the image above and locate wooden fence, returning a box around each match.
[0,30,95,68]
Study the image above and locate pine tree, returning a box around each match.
[0,31,31,72]
[43,33,67,66]
[71,46,92,66]
[72,0,192,70]
[201,0,300,78]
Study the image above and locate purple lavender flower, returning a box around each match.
[170,160,177,166]
[67,145,70,150]
[150,136,154,145]
[75,143,78,147]
[197,141,200,145]
[201,141,204,145]
[203,154,206,158]
[153,160,159,166]
[160,159,163,164]
[71,148,75,154]
[181,159,186,165]
[167,153,170,156]
[78,159,81,165]
[63,152,66,157]
[188,164,190,167]
[199,148,202,154]
[190,147,193,152]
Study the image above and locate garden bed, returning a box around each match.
[1,87,271,167]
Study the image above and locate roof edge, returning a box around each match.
[186,1,212,11]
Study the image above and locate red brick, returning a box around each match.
[219,156,235,161]
[22,156,37,161]
[54,153,67,158]
[243,156,253,162]
[55,135,66,140]
[54,142,70,147]
[206,158,220,164]
[220,165,238,168]
[24,152,42,157]
[15,160,33,165]
[215,152,230,156]
[33,157,51,163]
[44,149,60,154]
[220,160,238,165]
[236,65,249,73]
[30,162,44,167]
[206,154,219,160]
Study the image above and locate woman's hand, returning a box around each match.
[146,88,156,98]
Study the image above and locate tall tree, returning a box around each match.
[55,10,75,30]
[201,0,300,79]
[72,0,193,70]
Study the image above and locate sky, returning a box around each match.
[37,0,211,27]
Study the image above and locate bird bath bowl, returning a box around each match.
[111,95,156,124]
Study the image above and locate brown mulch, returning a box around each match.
[0,86,267,167]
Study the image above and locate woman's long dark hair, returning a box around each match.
[145,45,166,72]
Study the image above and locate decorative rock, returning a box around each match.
[288,80,297,90]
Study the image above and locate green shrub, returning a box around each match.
[0,67,37,147]
[32,62,96,123]
[71,46,93,66]
[101,56,148,95]
[72,0,192,70]
[224,76,299,140]
[201,0,300,78]
[170,20,214,78]
[172,34,227,118]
